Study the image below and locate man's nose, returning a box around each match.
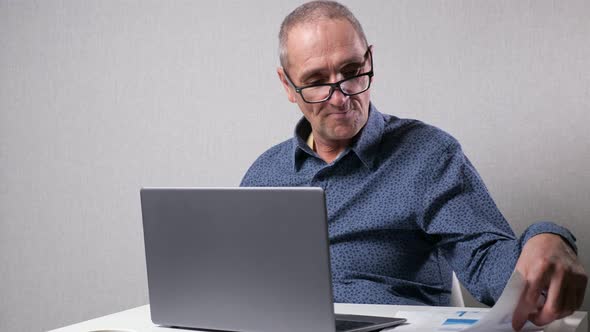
[329,86,348,107]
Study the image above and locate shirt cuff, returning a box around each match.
[520,221,578,254]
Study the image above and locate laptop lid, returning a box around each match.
[141,187,406,332]
[141,187,336,332]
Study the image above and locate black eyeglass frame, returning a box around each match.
[283,47,374,104]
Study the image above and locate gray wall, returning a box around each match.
[1,1,588,331]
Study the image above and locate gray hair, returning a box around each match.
[278,0,368,69]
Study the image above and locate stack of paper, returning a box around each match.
[385,271,544,331]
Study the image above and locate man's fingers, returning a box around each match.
[563,275,578,319]
[574,273,588,308]
[512,281,543,331]
[526,262,587,327]
[530,266,568,326]
[513,234,588,329]
[558,270,587,317]
[513,261,555,331]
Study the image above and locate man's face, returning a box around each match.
[278,19,372,143]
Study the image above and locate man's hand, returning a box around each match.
[512,233,587,331]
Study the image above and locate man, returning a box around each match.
[240,1,587,330]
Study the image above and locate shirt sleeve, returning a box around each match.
[417,141,577,306]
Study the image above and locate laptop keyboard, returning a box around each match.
[335,319,374,331]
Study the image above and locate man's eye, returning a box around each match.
[306,80,325,86]
[344,69,361,77]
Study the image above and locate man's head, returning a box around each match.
[277,1,373,146]
[278,1,368,69]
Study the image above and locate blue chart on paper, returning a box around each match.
[436,312,481,331]
[443,319,479,326]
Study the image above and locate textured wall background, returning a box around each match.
[1,1,588,331]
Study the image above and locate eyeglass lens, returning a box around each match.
[301,75,370,102]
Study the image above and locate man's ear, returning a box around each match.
[277,67,298,103]
[368,44,375,84]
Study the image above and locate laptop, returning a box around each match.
[140,187,406,332]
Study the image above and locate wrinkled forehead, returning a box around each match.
[285,19,367,76]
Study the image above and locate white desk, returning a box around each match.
[49,303,587,332]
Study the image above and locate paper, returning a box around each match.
[385,309,487,331]
[383,270,544,331]
[461,270,543,331]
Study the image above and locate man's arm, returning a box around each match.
[417,140,586,329]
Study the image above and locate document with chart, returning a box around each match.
[386,270,544,331]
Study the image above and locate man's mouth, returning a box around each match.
[328,108,353,116]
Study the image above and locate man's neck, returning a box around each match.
[311,132,351,164]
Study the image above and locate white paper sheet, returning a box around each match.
[386,309,487,331]
[461,270,543,331]
[383,270,545,331]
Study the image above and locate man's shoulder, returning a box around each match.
[240,138,294,186]
[380,113,459,152]
[254,137,294,163]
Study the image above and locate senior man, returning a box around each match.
[240,1,587,330]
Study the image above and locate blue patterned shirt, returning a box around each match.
[240,104,577,306]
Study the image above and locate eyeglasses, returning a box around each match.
[283,47,374,104]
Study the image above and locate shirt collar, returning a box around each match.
[350,103,384,169]
[292,116,314,171]
[291,103,384,171]
[306,132,315,151]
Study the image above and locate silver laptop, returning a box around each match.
[140,187,406,332]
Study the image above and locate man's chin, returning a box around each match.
[324,127,361,142]
[326,119,363,137]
